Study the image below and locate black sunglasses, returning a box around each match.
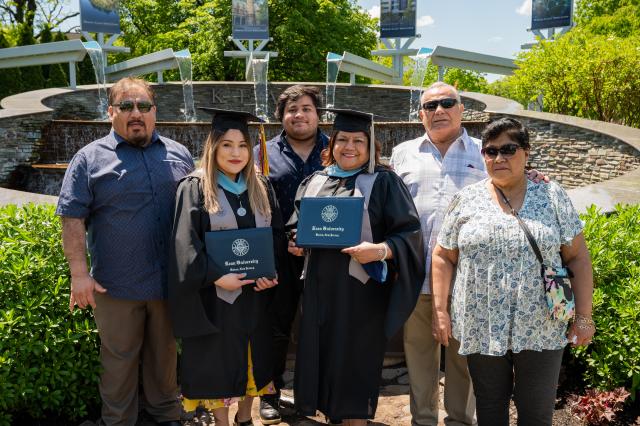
[481,143,523,159]
[422,98,458,111]
[112,100,154,113]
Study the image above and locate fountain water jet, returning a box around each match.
[408,47,433,122]
[325,52,343,121]
[249,53,270,121]
[174,49,196,122]
[82,41,108,119]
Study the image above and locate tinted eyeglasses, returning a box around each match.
[481,143,523,159]
[422,98,458,111]
[112,100,154,113]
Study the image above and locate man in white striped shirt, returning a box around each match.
[390,82,480,426]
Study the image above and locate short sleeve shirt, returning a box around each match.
[437,180,583,355]
[56,130,195,300]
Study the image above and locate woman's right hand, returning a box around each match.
[214,273,255,291]
[432,308,453,347]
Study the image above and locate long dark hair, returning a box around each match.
[199,129,270,217]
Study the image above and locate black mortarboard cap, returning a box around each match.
[319,108,373,134]
[198,107,263,133]
[320,108,377,173]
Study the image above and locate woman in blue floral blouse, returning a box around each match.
[431,117,595,426]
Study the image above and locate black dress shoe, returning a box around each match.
[259,394,282,425]
[156,421,183,426]
[233,413,254,426]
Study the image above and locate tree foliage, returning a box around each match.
[576,0,640,37]
[117,0,377,82]
[0,30,22,100]
[15,23,45,92]
[488,1,640,127]
[375,52,489,92]
[0,0,79,39]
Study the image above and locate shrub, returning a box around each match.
[0,203,101,423]
[569,387,630,424]
[573,204,640,399]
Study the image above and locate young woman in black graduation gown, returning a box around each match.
[288,110,425,425]
[168,110,287,426]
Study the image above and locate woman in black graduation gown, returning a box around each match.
[288,109,425,425]
[168,109,287,426]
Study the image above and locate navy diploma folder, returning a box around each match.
[296,196,364,248]
[205,227,276,280]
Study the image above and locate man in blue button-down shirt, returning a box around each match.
[56,77,194,426]
[254,85,328,424]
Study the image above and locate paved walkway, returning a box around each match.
[0,187,58,206]
[181,361,441,426]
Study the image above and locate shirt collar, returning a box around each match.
[420,127,471,151]
[278,129,328,152]
[110,129,161,147]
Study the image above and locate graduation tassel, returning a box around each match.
[259,124,269,176]
[368,113,375,174]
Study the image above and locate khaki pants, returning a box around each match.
[94,292,181,426]
[403,294,476,426]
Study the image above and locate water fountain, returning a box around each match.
[82,41,109,119]
[174,49,196,122]
[325,52,343,121]
[105,48,196,122]
[248,53,270,121]
[408,47,433,121]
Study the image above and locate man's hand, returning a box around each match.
[526,169,550,184]
[432,308,452,347]
[69,274,107,311]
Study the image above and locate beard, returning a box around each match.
[126,122,150,147]
[127,133,149,147]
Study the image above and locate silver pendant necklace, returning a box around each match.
[236,195,247,217]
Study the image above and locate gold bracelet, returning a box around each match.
[575,323,595,331]
[573,314,595,330]
[574,314,595,326]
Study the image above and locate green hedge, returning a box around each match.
[574,204,640,399]
[0,204,100,424]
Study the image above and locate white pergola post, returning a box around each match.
[224,37,278,82]
[68,61,77,88]
[371,36,419,85]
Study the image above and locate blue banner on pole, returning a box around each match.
[380,0,416,38]
[531,0,573,30]
[232,0,269,40]
[79,0,120,34]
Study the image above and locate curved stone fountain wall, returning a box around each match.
[2,83,640,210]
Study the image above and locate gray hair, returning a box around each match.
[421,82,461,103]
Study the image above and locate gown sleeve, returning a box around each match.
[369,169,426,338]
[285,172,317,232]
[168,176,222,338]
[263,177,289,285]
